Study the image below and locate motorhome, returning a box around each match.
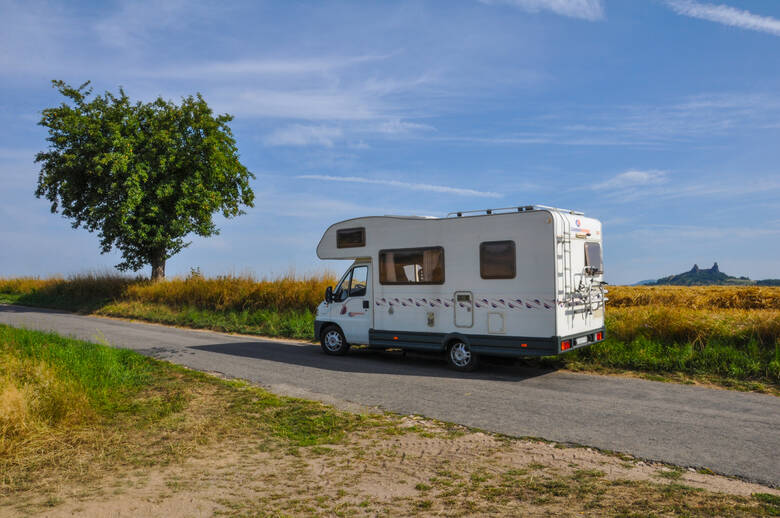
[314,205,606,371]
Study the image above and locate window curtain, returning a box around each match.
[382,252,396,282]
[422,249,442,282]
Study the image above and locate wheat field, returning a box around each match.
[0,272,336,313]
[4,275,779,311]
[607,285,780,310]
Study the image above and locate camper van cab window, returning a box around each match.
[337,227,365,248]
[379,247,444,285]
[334,265,368,300]
[585,242,603,274]
[480,241,516,279]
[334,270,352,301]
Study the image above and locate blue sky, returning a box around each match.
[1,0,779,284]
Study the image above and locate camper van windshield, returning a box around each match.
[379,247,444,285]
[585,242,603,274]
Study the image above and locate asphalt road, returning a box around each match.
[1,304,778,487]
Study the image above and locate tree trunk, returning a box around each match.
[150,253,166,281]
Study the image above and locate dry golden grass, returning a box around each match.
[0,353,93,459]
[124,271,336,313]
[0,271,336,313]
[606,306,780,346]
[4,276,777,313]
[586,287,780,385]
[608,285,780,310]
[0,277,62,295]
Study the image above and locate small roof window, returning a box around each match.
[337,227,365,248]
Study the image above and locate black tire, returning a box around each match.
[320,325,350,356]
[446,341,479,372]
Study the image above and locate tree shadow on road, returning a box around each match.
[189,340,558,382]
[1,304,559,382]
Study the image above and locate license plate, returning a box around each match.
[575,336,588,346]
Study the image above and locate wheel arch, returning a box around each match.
[441,332,470,350]
[319,321,344,339]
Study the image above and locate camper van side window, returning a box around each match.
[379,247,444,285]
[584,242,603,274]
[337,227,365,248]
[480,240,516,279]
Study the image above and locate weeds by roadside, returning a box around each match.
[0,324,369,501]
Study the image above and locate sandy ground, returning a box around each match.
[5,416,777,518]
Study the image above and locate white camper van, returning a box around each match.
[314,205,606,371]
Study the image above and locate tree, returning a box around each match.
[35,80,255,280]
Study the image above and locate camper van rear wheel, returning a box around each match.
[446,341,479,371]
[321,326,349,355]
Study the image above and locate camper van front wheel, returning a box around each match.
[321,326,349,355]
[446,341,479,371]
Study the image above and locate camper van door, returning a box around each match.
[333,263,371,344]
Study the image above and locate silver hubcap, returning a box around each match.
[324,330,343,352]
[450,342,471,367]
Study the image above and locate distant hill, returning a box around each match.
[644,263,779,286]
[632,279,657,286]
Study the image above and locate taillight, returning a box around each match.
[561,340,571,351]
[596,332,603,341]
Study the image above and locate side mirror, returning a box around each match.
[325,286,333,303]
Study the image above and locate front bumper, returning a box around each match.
[314,319,326,340]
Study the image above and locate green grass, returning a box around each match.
[97,301,316,340]
[547,335,780,386]
[0,324,373,496]
[0,325,159,415]
[753,493,780,516]
[422,464,774,517]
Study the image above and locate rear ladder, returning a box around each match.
[555,213,574,308]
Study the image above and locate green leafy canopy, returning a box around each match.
[35,80,255,276]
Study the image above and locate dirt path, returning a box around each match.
[8,417,777,518]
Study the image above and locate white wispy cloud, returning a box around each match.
[264,119,433,147]
[619,222,780,241]
[374,119,434,135]
[264,125,344,147]
[478,0,604,21]
[594,170,668,190]
[227,89,382,120]
[94,0,196,49]
[653,176,780,200]
[440,92,780,148]
[665,1,780,36]
[250,191,420,219]
[296,175,502,198]
[591,171,780,203]
[152,55,391,79]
